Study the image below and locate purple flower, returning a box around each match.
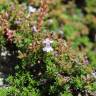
[32,25,37,32]
[83,56,89,65]
[14,20,21,25]
[83,59,89,65]
[42,38,53,52]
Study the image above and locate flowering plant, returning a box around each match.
[0,0,96,96]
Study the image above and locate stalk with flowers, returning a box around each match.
[37,0,49,32]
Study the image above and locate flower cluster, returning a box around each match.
[42,38,53,52]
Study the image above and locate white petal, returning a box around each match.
[1,51,7,56]
[92,72,96,78]
[43,47,53,52]
[28,6,36,13]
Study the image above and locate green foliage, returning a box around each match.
[0,0,96,96]
[85,0,96,13]
[0,88,8,96]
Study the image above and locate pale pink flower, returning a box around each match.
[4,28,14,42]
[42,38,53,52]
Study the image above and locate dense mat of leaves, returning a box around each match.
[0,0,96,96]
